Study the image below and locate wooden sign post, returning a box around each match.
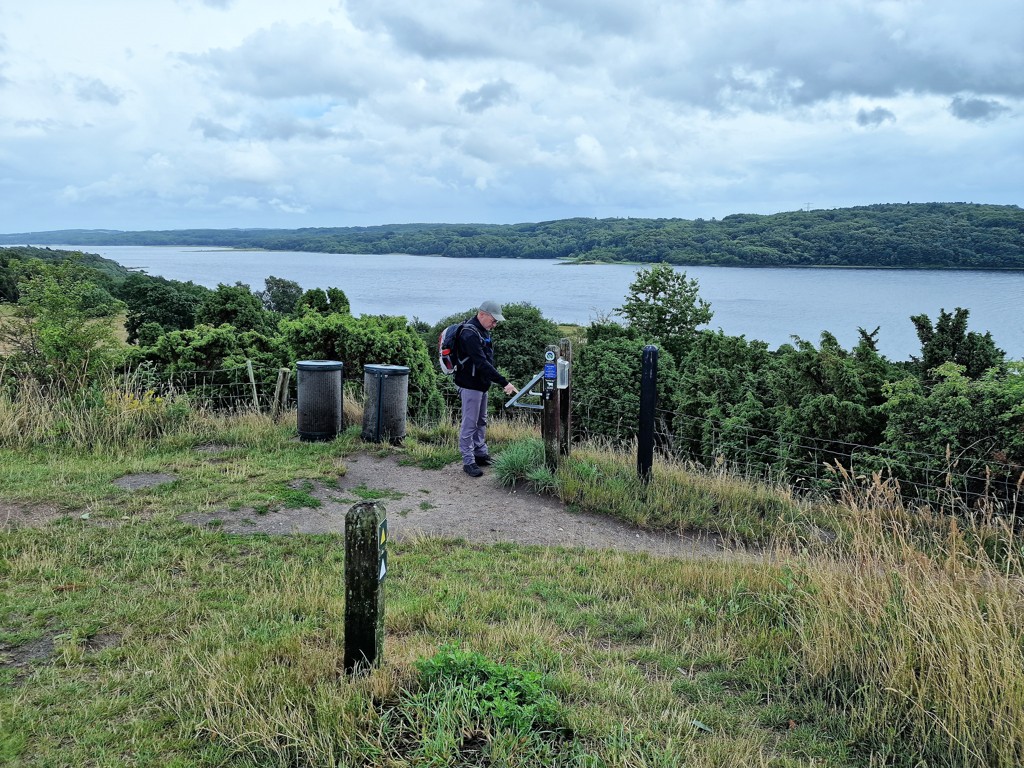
[541,345,561,472]
[344,501,387,674]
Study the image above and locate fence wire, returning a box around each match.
[572,391,1024,513]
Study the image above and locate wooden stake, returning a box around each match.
[344,501,387,674]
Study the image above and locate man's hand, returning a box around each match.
[503,382,518,395]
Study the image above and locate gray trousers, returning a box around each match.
[458,388,489,465]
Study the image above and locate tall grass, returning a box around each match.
[490,430,1024,765]
[491,435,815,546]
[0,375,200,452]
[787,473,1024,766]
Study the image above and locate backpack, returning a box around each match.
[437,320,481,376]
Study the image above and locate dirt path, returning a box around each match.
[182,452,736,559]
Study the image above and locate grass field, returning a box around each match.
[1,390,1022,767]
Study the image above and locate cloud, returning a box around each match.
[949,95,1010,122]
[71,76,125,105]
[458,80,516,113]
[222,142,283,183]
[0,33,8,87]
[183,21,393,101]
[191,113,341,141]
[856,106,896,127]
[175,0,236,8]
[1,1,1022,232]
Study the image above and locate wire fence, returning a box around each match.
[5,356,1018,513]
[572,391,1024,515]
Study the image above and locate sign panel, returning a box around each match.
[377,519,388,582]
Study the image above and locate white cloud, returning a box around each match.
[0,0,1020,232]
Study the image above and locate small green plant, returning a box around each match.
[275,484,321,509]
[525,466,557,494]
[350,484,404,501]
[413,644,564,733]
[493,438,544,487]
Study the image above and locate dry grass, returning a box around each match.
[785,473,1024,766]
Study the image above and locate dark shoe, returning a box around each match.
[463,463,483,477]
[474,454,493,466]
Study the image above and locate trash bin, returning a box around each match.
[296,360,344,442]
[362,364,410,443]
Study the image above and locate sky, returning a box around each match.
[0,0,1021,233]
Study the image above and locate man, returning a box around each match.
[454,300,518,477]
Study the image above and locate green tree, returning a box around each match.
[615,263,712,359]
[115,273,206,344]
[911,307,1004,380]
[572,322,676,441]
[141,323,286,375]
[0,258,126,388]
[296,287,350,315]
[196,282,276,334]
[672,330,774,467]
[877,361,1024,508]
[261,276,303,315]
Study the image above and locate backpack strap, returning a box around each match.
[454,320,483,370]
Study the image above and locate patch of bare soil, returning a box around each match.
[112,473,177,490]
[182,452,739,559]
[0,502,67,530]
[0,633,55,686]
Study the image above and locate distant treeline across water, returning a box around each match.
[5,244,1022,361]
[3,202,1023,270]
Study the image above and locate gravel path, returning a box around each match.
[182,452,737,558]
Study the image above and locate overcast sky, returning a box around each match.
[1,0,1021,232]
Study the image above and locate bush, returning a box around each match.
[280,311,443,419]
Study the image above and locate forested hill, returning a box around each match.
[3,202,1022,269]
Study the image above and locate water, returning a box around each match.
[56,245,1024,361]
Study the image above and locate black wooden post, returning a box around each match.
[344,501,387,673]
[638,345,658,484]
[541,344,561,472]
[558,338,572,458]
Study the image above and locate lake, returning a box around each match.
[54,245,1024,361]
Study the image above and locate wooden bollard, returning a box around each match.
[344,501,387,674]
[638,345,658,484]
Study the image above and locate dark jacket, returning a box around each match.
[453,316,509,392]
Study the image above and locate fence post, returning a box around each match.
[638,345,658,483]
[245,359,260,411]
[542,344,561,473]
[344,501,387,674]
[271,367,290,417]
[558,337,572,458]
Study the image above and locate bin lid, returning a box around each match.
[364,364,410,376]
[297,360,344,371]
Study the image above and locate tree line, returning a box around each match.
[1,247,1020,515]
[3,202,1023,269]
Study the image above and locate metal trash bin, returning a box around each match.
[362,364,410,443]
[296,360,344,442]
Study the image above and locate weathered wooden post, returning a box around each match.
[541,344,561,472]
[558,338,572,458]
[245,359,260,411]
[271,367,291,418]
[344,501,387,674]
[638,345,658,484]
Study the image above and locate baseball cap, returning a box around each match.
[479,300,505,322]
